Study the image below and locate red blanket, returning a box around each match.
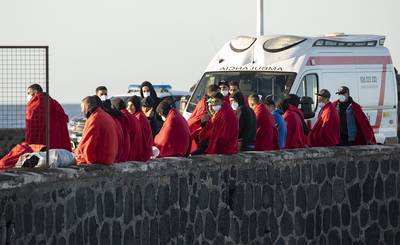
[75,108,118,165]
[154,109,191,157]
[26,93,71,151]
[283,105,305,149]
[121,109,143,161]
[253,104,279,151]
[187,98,208,152]
[310,102,340,147]
[0,143,45,169]
[135,111,153,161]
[203,103,239,154]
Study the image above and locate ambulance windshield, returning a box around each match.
[187,71,296,113]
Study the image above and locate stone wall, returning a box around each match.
[0,145,399,245]
[0,129,25,158]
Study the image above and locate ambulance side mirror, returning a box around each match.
[300,96,315,119]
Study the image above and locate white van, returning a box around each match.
[183,34,398,144]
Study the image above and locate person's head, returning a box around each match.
[316,89,331,105]
[95,86,108,101]
[287,94,300,107]
[247,93,261,110]
[110,97,126,111]
[27,84,43,101]
[141,96,155,114]
[126,95,142,115]
[156,100,173,121]
[264,95,276,113]
[229,81,240,95]
[81,95,101,119]
[336,86,350,103]
[229,91,245,111]
[210,92,224,113]
[218,81,229,97]
[140,81,157,99]
[206,84,220,97]
[277,97,290,113]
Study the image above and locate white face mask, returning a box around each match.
[143,92,151,98]
[338,95,346,103]
[318,102,325,109]
[26,95,32,102]
[221,90,229,97]
[99,95,107,101]
[161,116,166,121]
[231,102,239,111]
[213,105,221,112]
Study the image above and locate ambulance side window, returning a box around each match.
[296,74,318,109]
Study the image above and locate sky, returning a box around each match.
[0,0,399,103]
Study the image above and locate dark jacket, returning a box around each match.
[232,92,257,151]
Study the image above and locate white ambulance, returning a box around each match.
[183,34,398,144]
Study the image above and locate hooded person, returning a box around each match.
[140,81,162,110]
[309,89,340,147]
[333,86,376,145]
[264,95,287,149]
[248,94,279,151]
[229,91,257,151]
[142,96,163,137]
[153,100,191,157]
[127,96,153,161]
[279,97,306,149]
[25,84,71,151]
[75,96,119,165]
[111,97,143,161]
[192,92,239,155]
[187,84,220,152]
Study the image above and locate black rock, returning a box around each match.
[150,218,159,245]
[76,187,86,218]
[240,214,249,244]
[170,208,179,238]
[124,190,133,224]
[123,226,134,245]
[358,161,367,180]
[34,207,45,235]
[189,195,198,222]
[45,206,53,238]
[333,179,345,203]
[194,213,203,236]
[96,194,103,223]
[285,189,295,212]
[249,212,257,241]
[269,213,279,242]
[104,191,114,218]
[375,175,384,200]
[157,185,170,214]
[254,185,262,211]
[320,181,332,206]
[142,218,150,245]
[134,185,143,216]
[348,183,361,212]
[345,161,357,183]
[294,212,305,236]
[322,209,331,234]
[100,222,110,245]
[315,206,322,236]
[267,165,275,185]
[328,230,340,245]
[232,184,244,218]
[144,184,156,215]
[292,164,300,185]
[381,160,390,175]
[205,212,216,241]
[378,204,388,229]
[179,177,189,208]
[385,230,394,245]
[307,184,319,211]
[296,186,306,212]
[316,163,326,184]
[282,166,291,189]
[262,185,274,209]
[198,185,209,210]
[256,169,267,184]
[258,211,268,237]
[217,207,229,237]
[389,200,399,227]
[305,213,314,239]
[280,211,293,237]
[55,204,64,234]
[245,183,253,211]
[363,174,374,202]
[135,220,142,245]
[341,203,351,226]
[350,215,360,239]
[180,210,188,235]
[328,161,338,179]
[385,174,396,198]
[365,223,380,245]
[331,205,340,227]
[370,200,378,220]
[75,222,84,245]
[170,174,179,205]
[23,200,33,235]
[112,221,122,245]
[391,159,400,172]
[360,207,370,227]
[230,218,240,244]
[89,216,99,245]
[301,164,311,184]
[369,160,379,177]
[209,189,219,216]
[115,187,123,218]
[274,187,284,217]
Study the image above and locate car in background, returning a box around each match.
[68,85,190,149]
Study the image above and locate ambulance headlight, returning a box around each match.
[230,36,257,52]
[379,38,385,46]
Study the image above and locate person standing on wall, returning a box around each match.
[229,91,257,151]
[333,86,376,145]
[309,89,340,147]
[264,95,287,149]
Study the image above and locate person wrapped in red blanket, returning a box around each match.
[192,92,239,155]
[75,96,118,165]
[154,100,191,157]
[279,97,306,149]
[26,84,71,151]
[127,96,153,161]
[248,94,279,151]
[187,84,220,153]
[309,89,340,147]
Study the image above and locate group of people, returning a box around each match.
[0,80,376,168]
